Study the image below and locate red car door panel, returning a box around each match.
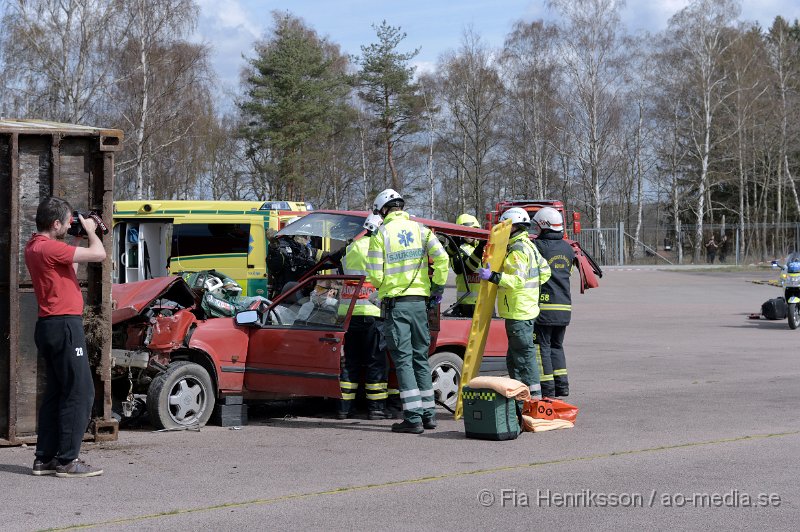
[244,276,359,398]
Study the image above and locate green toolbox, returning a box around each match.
[461,386,520,441]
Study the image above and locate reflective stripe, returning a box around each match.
[420,389,434,398]
[540,374,554,382]
[367,250,383,258]
[340,382,358,390]
[529,384,542,392]
[553,369,568,376]
[366,262,382,271]
[400,388,421,398]
[403,399,423,409]
[420,399,436,408]
[524,280,540,288]
[387,388,399,396]
[385,263,421,275]
[428,246,445,258]
[341,393,356,400]
[540,304,571,311]
[367,392,389,400]
[365,382,385,390]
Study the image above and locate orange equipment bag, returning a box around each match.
[522,398,579,423]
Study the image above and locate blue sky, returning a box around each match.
[196,0,799,104]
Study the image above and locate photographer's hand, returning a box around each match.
[72,214,106,264]
[78,213,98,236]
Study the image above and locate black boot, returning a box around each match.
[391,420,424,434]
[554,376,569,397]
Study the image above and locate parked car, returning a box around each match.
[110,211,509,428]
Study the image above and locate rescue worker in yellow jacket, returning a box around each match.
[337,214,388,420]
[366,189,449,434]
[477,208,551,397]
[448,213,484,317]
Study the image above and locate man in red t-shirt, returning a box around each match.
[24,197,106,478]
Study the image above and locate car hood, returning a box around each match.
[112,277,198,325]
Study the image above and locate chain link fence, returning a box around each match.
[574,223,800,267]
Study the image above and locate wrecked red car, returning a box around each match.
[112,274,372,428]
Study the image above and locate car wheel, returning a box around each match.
[147,361,215,430]
[429,351,463,411]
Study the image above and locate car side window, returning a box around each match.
[271,279,346,328]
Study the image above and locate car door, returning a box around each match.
[243,275,361,397]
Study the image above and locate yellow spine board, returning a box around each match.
[454,219,512,419]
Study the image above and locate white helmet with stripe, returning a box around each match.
[533,207,564,232]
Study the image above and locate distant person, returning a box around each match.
[718,235,728,263]
[25,197,106,478]
[705,236,717,264]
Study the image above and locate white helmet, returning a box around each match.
[499,207,530,227]
[363,213,383,233]
[533,207,563,232]
[373,188,404,212]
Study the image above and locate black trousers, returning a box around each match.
[534,323,568,396]
[340,316,388,413]
[34,316,95,462]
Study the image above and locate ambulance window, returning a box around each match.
[172,223,250,257]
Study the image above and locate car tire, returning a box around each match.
[147,361,215,430]
[429,351,463,411]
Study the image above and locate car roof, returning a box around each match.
[310,209,491,239]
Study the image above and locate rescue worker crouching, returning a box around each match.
[532,207,575,398]
[366,189,449,434]
[267,217,342,297]
[337,214,390,420]
[445,213,484,317]
[267,229,320,297]
[477,207,551,399]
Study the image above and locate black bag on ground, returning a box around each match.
[762,297,788,320]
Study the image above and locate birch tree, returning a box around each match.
[0,0,126,122]
[665,0,741,262]
[547,0,626,259]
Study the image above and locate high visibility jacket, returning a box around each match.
[534,232,575,326]
[497,231,551,320]
[366,211,449,298]
[338,237,381,317]
[452,242,482,305]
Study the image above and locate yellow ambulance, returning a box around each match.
[112,200,311,296]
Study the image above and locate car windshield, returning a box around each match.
[277,212,366,242]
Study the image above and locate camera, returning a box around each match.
[67,210,108,237]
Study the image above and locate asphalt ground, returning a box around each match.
[2,267,799,531]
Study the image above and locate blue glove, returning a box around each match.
[477,264,494,281]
